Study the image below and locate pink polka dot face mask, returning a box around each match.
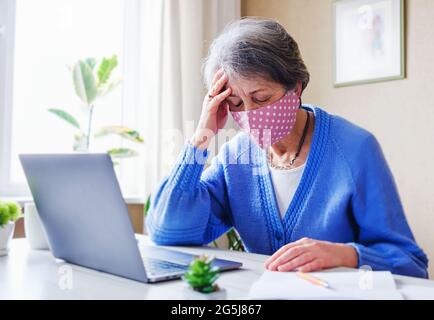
[230,90,300,149]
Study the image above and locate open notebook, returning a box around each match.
[248,269,403,300]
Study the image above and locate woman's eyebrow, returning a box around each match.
[249,88,266,94]
[228,88,267,97]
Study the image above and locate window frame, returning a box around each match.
[0,0,19,196]
[0,0,144,198]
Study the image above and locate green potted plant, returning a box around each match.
[0,201,22,256]
[182,255,226,299]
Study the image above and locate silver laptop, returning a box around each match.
[19,154,242,283]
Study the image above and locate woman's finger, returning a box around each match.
[297,259,323,273]
[209,72,228,97]
[211,67,224,85]
[264,238,309,268]
[267,244,310,271]
[265,244,296,268]
[277,252,315,272]
[207,87,231,113]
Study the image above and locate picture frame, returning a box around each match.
[333,0,405,87]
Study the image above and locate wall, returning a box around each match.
[242,0,434,277]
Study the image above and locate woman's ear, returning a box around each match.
[295,81,303,96]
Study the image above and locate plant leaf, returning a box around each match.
[182,256,219,292]
[97,55,118,86]
[98,78,121,97]
[48,108,81,129]
[0,202,10,227]
[144,194,151,216]
[107,148,139,158]
[85,57,97,70]
[73,60,98,105]
[226,228,245,251]
[73,132,88,152]
[6,202,22,221]
[0,201,22,226]
[96,125,144,143]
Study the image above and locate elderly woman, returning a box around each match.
[146,18,428,278]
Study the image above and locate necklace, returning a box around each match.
[268,110,310,170]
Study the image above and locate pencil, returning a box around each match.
[296,271,330,288]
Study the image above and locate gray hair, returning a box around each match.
[202,17,310,92]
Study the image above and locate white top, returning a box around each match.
[269,163,306,218]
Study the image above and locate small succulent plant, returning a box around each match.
[182,255,221,294]
[0,201,22,227]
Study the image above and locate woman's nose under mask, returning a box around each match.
[230,90,300,148]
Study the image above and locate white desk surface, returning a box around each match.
[1,236,434,300]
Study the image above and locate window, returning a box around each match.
[0,0,144,197]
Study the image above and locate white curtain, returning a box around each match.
[122,0,241,197]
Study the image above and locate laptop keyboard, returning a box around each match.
[142,257,188,276]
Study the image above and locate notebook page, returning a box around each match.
[248,270,403,300]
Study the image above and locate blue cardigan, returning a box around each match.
[146,105,429,278]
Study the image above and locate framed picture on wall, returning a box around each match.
[333,0,405,87]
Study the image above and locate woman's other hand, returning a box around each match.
[264,237,358,272]
[190,68,232,150]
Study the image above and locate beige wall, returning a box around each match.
[242,0,434,278]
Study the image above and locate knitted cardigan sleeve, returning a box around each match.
[346,135,429,278]
[145,142,232,246]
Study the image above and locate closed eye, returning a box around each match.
[254,97,271,103]
[227,99,243,108]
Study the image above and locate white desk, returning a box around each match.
[1,236,434,300]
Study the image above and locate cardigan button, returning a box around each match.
[275,231,283,241]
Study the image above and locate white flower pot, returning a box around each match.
[0,221,15,256]
[24,202,49,250]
